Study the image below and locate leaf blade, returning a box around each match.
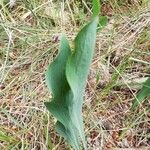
[66,17,99,149]
[92,0,100,17]
[132,77,150,110]
[45,17,99,149]
[45,36,81,149]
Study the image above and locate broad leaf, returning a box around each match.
[132,77,150,110]
[44,36,79,149]
[45,36,71,100]
[66,17,99,149]
[45,17,99,149]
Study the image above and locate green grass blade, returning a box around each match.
[132,77,150,110]
[0,131,15,143]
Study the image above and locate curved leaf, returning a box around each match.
[45,17,99,149]
[66,17,99,149]
[92,0,100,17]
[45,36,80,148]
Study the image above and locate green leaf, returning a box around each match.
[45,17,99,149]
[92,0,101,17]
[66,17,99,149]
[98,16,108,29]
[45,36,71,99]
[132,77,150,110]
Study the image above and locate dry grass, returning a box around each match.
[0,0,150,150]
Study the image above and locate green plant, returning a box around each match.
[45,17,98,149]
[132,77,150,110]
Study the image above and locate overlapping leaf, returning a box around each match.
[45,17,99,149]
